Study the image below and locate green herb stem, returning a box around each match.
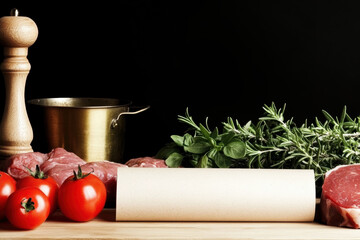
[156,103,360,194]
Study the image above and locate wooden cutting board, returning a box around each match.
[1,209,359,240]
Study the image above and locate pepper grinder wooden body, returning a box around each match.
[0,9,38,160]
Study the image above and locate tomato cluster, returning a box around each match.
[0,165,106,230]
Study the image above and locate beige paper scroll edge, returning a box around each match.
[116,168,316,222]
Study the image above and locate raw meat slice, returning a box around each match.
[47,161,128,204]
[125,157,168,168]
[40,148,86,174]
[81,161,128,201]
[46,160,128,202]
[44,165,76,186]
[320,164,360,228]
[5,148,170,205]
[5,152,48,179]
[5,147,129,204]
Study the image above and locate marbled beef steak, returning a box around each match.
[320,164,360,228]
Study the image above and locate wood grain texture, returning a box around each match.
[0,16,38,47]
[0,209,359,240]
[0,13,38,159]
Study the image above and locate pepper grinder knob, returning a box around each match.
[0,9,38,160]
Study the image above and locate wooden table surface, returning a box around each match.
[1,209,360,240]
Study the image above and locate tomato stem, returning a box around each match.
[21,198,35,213]
[25,165,48,179]
[72,165,94,180]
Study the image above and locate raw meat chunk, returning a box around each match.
[45,165,77,187]
[80,161,128,201]
[40,148,86,174]
[320,164,360,228]
[125,157,168,168]
[46,160,128,200]
[5,152,48,179]
[5,148,165,205]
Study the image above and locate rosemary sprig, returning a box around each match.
[156,103,360,193]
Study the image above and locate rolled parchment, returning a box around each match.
[116,168,316,221]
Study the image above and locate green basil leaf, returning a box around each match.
[184,140,211,154]
[223,140,246,159]
[208,148,218,159]
[183,133,194,146]
[171,135,184,147]
[220,131,235,145]
[155,142,179,159]
[165,152,184,168]
[197,154,209,168]
[214,152,232,168]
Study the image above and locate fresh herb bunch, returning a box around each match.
[156,109,246,169]
[156,103,360,189]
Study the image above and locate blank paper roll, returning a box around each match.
[116,168,316,222]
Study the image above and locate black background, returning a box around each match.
[1,1,360,161]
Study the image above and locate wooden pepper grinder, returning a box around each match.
[0,9,38,160]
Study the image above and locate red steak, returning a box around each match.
[6,149,165,204]
[125,157,168,168]
[46,160,128,199]
[40,148,86,174]
[5,152,48,179]
[80,161,128,201]
[320,164,360,228]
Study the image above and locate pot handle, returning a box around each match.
[111,105,150,128]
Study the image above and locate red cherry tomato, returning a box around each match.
[6,187,50,229]
[58,166,106,222]
[17,165,59,213]
[0,171,16,220]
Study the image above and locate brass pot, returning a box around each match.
[27,98,149,163]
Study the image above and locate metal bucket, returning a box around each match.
[27,98,149,163]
